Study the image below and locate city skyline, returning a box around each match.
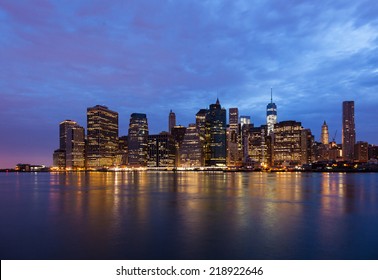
[1,0,378,168]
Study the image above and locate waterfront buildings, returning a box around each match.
[128,113,149,167]
[51,99,371,171]
[342,101,356,161]
[86,105,119,168]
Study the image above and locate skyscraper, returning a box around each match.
[342,101,356,161]
[205,98,227,166]
[266,89,277,136]
[179,124,203,168]
[148,132,176,167]
[86,105,119,168]
[240,115,251,163]
[128,113,149,167]
[321,121,329,145]
[168,110,176,134]
[272,121,303,166]
[65,124,85,169]
[229,108,239,131]
[53,120,85,169]
[196,109,208,165]
[59,120,78,151]
[227,108,242,167]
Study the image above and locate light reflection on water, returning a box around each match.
[1,172,378,259]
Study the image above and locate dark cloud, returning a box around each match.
[0,0,377,167]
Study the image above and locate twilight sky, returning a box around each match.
[1,0,378,168]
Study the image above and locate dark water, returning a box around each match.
[1,171,378,260]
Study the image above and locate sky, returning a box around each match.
[1,0,378,168]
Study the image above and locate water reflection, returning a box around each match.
[1,172,378,259]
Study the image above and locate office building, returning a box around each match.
[128,113,149,167]
[342,101,356,161]
[86,105,119,168]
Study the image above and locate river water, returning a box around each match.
[1,171,378,260]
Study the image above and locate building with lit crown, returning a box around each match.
[266,90,277,136]
[321,121,329,145]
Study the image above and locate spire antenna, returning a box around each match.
[271,88,273,103]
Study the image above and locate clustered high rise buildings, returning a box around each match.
[53,97,372,171]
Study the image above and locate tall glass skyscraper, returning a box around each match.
[266,89,277,136]
[205,98,227,166]
[128,113,149,167]
[86,105,119,168]
[342,101,356,161]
